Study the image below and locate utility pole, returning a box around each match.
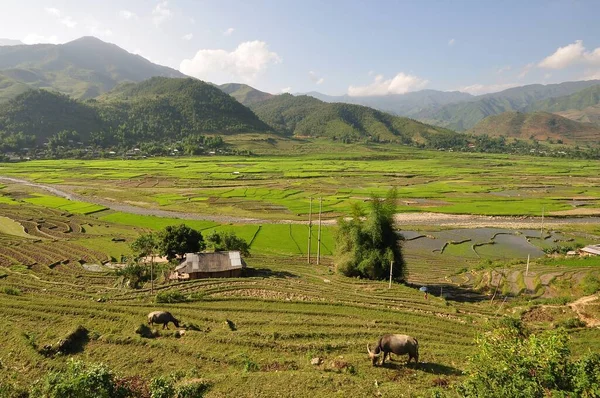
[317,197,322,265]
[307,197,312,264]
[540,206,545,239]
[150,259,154,295]
[388,261,393,289]
[525,254,530,278]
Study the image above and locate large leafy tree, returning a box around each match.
[157,224,205,260]
[335,188,405,281]
[205,230,250,256]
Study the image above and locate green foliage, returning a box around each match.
[581,275,600,295]
[335,188,406,281]
[458,317,600,397]
[149,376,176,398]
[115,263,150,289]
[30,359,130,398]
[1,286,21,296]
[206,230,250,256]
[155,290,187,304]
[157,224,205,261]
[175,380,210,398]
[555,318,586,329]
[131,233,158,260]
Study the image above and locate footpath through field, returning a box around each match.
[3,176,600,228]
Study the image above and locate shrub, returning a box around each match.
[30,360,130,398]
[135,323,159,339]
[335,189,406,281]
[580,275,600,295]
[555,318,586,329]
[155,290,187,304]
[175,379,210,398]
[149,376,175,398]
[1,286,21,296]
[206,231,250,256]
[571,353,600,397]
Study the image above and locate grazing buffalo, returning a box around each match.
[367,334,419,366]
[147,311,180,329]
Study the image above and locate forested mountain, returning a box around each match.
[468,111,600,144]
[0,78,271,150]
[249,93,456,143]
[218,83,273,106]
[417,80,600,131]
[525,85,600,114]
[0,37,185,101]
[304,90,474,117]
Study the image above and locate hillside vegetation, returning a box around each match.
[468,111,600,144]
[0,78,271,146]
[526,85,600,113]
[0,37,185,101]
[419,80,600,131]
[249,94,455,143]
[219,83,273,106]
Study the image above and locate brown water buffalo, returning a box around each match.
[147,311,180,329]
[367,334,419,366]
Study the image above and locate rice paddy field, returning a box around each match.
[1,144,600,221]
[1,145,600,397]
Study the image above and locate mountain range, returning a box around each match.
[1,36,600,150]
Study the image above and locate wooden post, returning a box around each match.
[317,197,322,265]
[388,261,393,289]
[150,259,154,295]
[307,197,312,264]
[540,206,544,239]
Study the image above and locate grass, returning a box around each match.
[0,216,34,238]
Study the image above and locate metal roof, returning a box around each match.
[175,251,246,274]
[581,244,600,256]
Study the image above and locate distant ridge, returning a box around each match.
[468,111,600,144]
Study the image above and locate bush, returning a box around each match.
[1,286,21,296]
[457,317,600,397]
[176,379,210,398]
[155,290,187,304]
[335,189,406,281]
[135,323,159,339]
[30,360,131,398]
[206,231,250,256]
[580,275,600,295]
[150,377,175,398]
[555,318,586,329]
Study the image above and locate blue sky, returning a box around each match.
[1,0,600,96]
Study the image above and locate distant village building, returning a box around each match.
[580,244,600,257]
[171,251,246,280]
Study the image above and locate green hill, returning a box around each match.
[219,83,272,106]
[0,36,186,102]
[0,90,104,144]
[420,80,600,131]
[555,105,600,126]
[249,93,455,143]
[468,111,600,144]
[0,78,271,146]
[525,84,600,115]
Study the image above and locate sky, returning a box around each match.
[1,0,600,96]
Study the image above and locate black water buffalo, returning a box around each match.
[147,311,180,329]
[367,334,419,366]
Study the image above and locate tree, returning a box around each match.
[131,233,158,293]
[457,318,600,398]
[157,224,205,261]
[206,230,250,256]
[335,188,405,281]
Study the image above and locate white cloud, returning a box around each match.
[224,27,235,36]
[309,71,324,85]
[44,7,61,17]
[88,25,113,37]
[583,69,600,80]
[182,33,193,41]
[281,87,291,93]
[22,34,59,44]
[180,40,281,84]
[544,73,552,79]
[119,10,138,20]
[152,1,172,26]
[448,38,455,46]
[496,65,511,74]
[459,82,518,95]
[518,63,535,79]
[348,72,428,96]
[60,16,77,28]
[538,40,600,69]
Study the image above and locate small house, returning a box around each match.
[173,251,246,279]
[580,244,600,257]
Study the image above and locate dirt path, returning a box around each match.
[568,294,600,327]
[3,176,600,228]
